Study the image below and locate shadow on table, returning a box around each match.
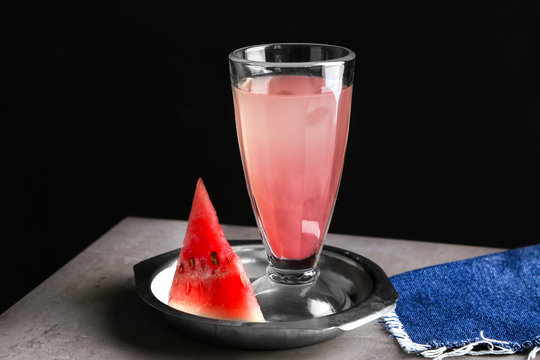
[102,280,242,358]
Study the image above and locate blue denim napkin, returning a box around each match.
[382,244,540,360]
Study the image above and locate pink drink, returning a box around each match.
[233,75,352,261]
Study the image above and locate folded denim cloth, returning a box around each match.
[382,244,540,360]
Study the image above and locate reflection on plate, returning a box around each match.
[133,240,398,350]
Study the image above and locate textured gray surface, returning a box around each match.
[0,217,526,359]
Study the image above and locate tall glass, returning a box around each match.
[229,43,355,320]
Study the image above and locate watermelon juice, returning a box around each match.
[233,75,352,262]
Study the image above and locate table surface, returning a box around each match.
[0,217,527,359]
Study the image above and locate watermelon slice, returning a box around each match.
[168,178,265,322]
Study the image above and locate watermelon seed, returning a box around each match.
[210,251,219,265]
[185,281,191,295]
[178,263,183,273]
[189,257,195,269]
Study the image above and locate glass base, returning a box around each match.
[252,266,351,321]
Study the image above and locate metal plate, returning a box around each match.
[133,240,398,349]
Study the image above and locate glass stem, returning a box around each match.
[267,265,320,285]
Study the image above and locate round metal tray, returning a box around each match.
[133,240,398,349]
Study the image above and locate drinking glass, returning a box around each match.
[229,43,355,320]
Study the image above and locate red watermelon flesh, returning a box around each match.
[168,178,265,322]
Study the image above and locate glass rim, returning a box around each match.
[228,42,356,67]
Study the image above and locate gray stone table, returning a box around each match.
[0,217,527,359]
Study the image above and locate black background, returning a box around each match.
[9,1,539,313]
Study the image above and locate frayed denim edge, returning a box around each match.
[381,310,540,360]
